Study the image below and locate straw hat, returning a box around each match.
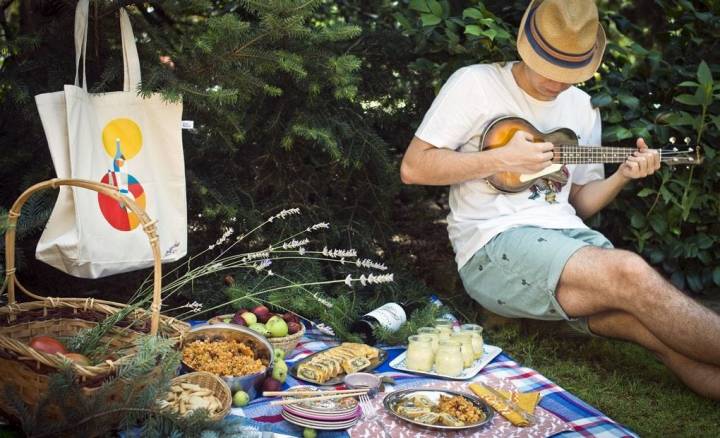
[517,0,606,83]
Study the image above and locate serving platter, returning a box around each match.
[289,347,388,386]
[389,344,502,380]
[383,389,494,430]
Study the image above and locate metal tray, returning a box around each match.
[389,344,502,380]
[289,346,388,386]
[383,389,494,430]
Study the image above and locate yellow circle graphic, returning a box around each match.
[102,118,143,160]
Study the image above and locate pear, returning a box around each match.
[272,359,288,383]
[273,348,286,362]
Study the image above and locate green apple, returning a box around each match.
[272,359,288,383]
[273,348,286,362]
[266,315,288,338]
[232,390,249,407]
[248,322,270,336]
[241,311,258,325]
[303,428,317,438]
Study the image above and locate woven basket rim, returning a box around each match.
[208,313,306,341]
[0,299,189,377]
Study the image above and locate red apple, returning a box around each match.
[287,321,302,335]
[261,376,283,393]
[29,335,68,355]
[282,312,299,324]
[62,353,91,366]
[252,305,271,323]
[232,311,248,326]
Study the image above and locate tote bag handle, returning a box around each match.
[73,0,141,92]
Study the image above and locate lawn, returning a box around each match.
[489,321,720,437]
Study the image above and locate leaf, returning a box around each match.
[478,28,497,40]
[670,271,686,290]
[618,94,640,109]
[637,188,655,197]
[630,213,646,228]
[420,14,442,26]
[603,125,633,141]
[713,267,720,286]
[464,25,481,36]
[686,272,703,292]
[427,0,443,17]
[648,215,667,234]
[697,60,713,87]
[674,94,700,106]
[695,233,714,249]
[394,13,413,31]
[462,8,484,19]
[409,0,431,13]
[678,81,699,87]
[591,93,613,107]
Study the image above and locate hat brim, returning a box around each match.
[517,0,606,84]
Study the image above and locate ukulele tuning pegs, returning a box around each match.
[688,147,694,152]
[669,136,676,144]
[684,137,691,145]
[672,147,678,152]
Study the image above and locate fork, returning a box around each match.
[358,394,390,438]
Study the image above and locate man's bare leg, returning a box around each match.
[556,246,720,366]
[588,310,720,399]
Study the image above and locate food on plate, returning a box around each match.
[159,382,223,416]
[296,343,380,384]
[438,394,484,424]
[182,339,265,376]
[392,393,485,427]
[29,335,68,355]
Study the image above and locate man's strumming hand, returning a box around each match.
[496,130,555,174]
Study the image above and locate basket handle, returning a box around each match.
[2,178,163,336]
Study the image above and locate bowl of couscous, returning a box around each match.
[181,323,274,399]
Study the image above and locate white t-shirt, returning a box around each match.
[415,62,605,270]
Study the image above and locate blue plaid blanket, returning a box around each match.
[228,326,637,438]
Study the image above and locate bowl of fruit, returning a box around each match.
[208,305,306,355]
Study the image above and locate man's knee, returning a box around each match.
[608,250,659,303]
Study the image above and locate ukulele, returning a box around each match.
[479,116,701,193]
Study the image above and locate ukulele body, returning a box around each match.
[480,116,578,193]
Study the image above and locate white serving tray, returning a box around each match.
[389,344,502,380]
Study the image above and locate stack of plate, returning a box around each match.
[280,387,362,430]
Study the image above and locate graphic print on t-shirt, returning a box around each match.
[529,165,569,203]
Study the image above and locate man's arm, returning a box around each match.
[570,138,660,219]
[400,132,555,186]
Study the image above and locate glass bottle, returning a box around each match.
[350,301,421,345]
[434,340,464,377]
[406,335,434,372]
[451,331,474,368]
[417,327,439,353]
[460,324,485,360]
[433,318,453,342]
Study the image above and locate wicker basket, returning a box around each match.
[165,372,232,421]
[0,179,190,426]
[208,313,306,355]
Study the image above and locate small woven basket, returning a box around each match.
[208,314,306,355]
[166,372,232,421]
[0,179,190,431]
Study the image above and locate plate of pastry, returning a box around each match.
[289,342,387,386]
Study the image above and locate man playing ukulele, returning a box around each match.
[400,0,720,399]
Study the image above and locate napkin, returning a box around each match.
[468,383,540,427]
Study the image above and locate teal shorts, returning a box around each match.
[459,226,613,335]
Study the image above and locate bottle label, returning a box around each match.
[365,303,406,332]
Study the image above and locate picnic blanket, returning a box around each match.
[228,326,638,438]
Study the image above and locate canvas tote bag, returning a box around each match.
[34,0,186,278]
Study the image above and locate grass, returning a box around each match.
[487,321,720,437]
